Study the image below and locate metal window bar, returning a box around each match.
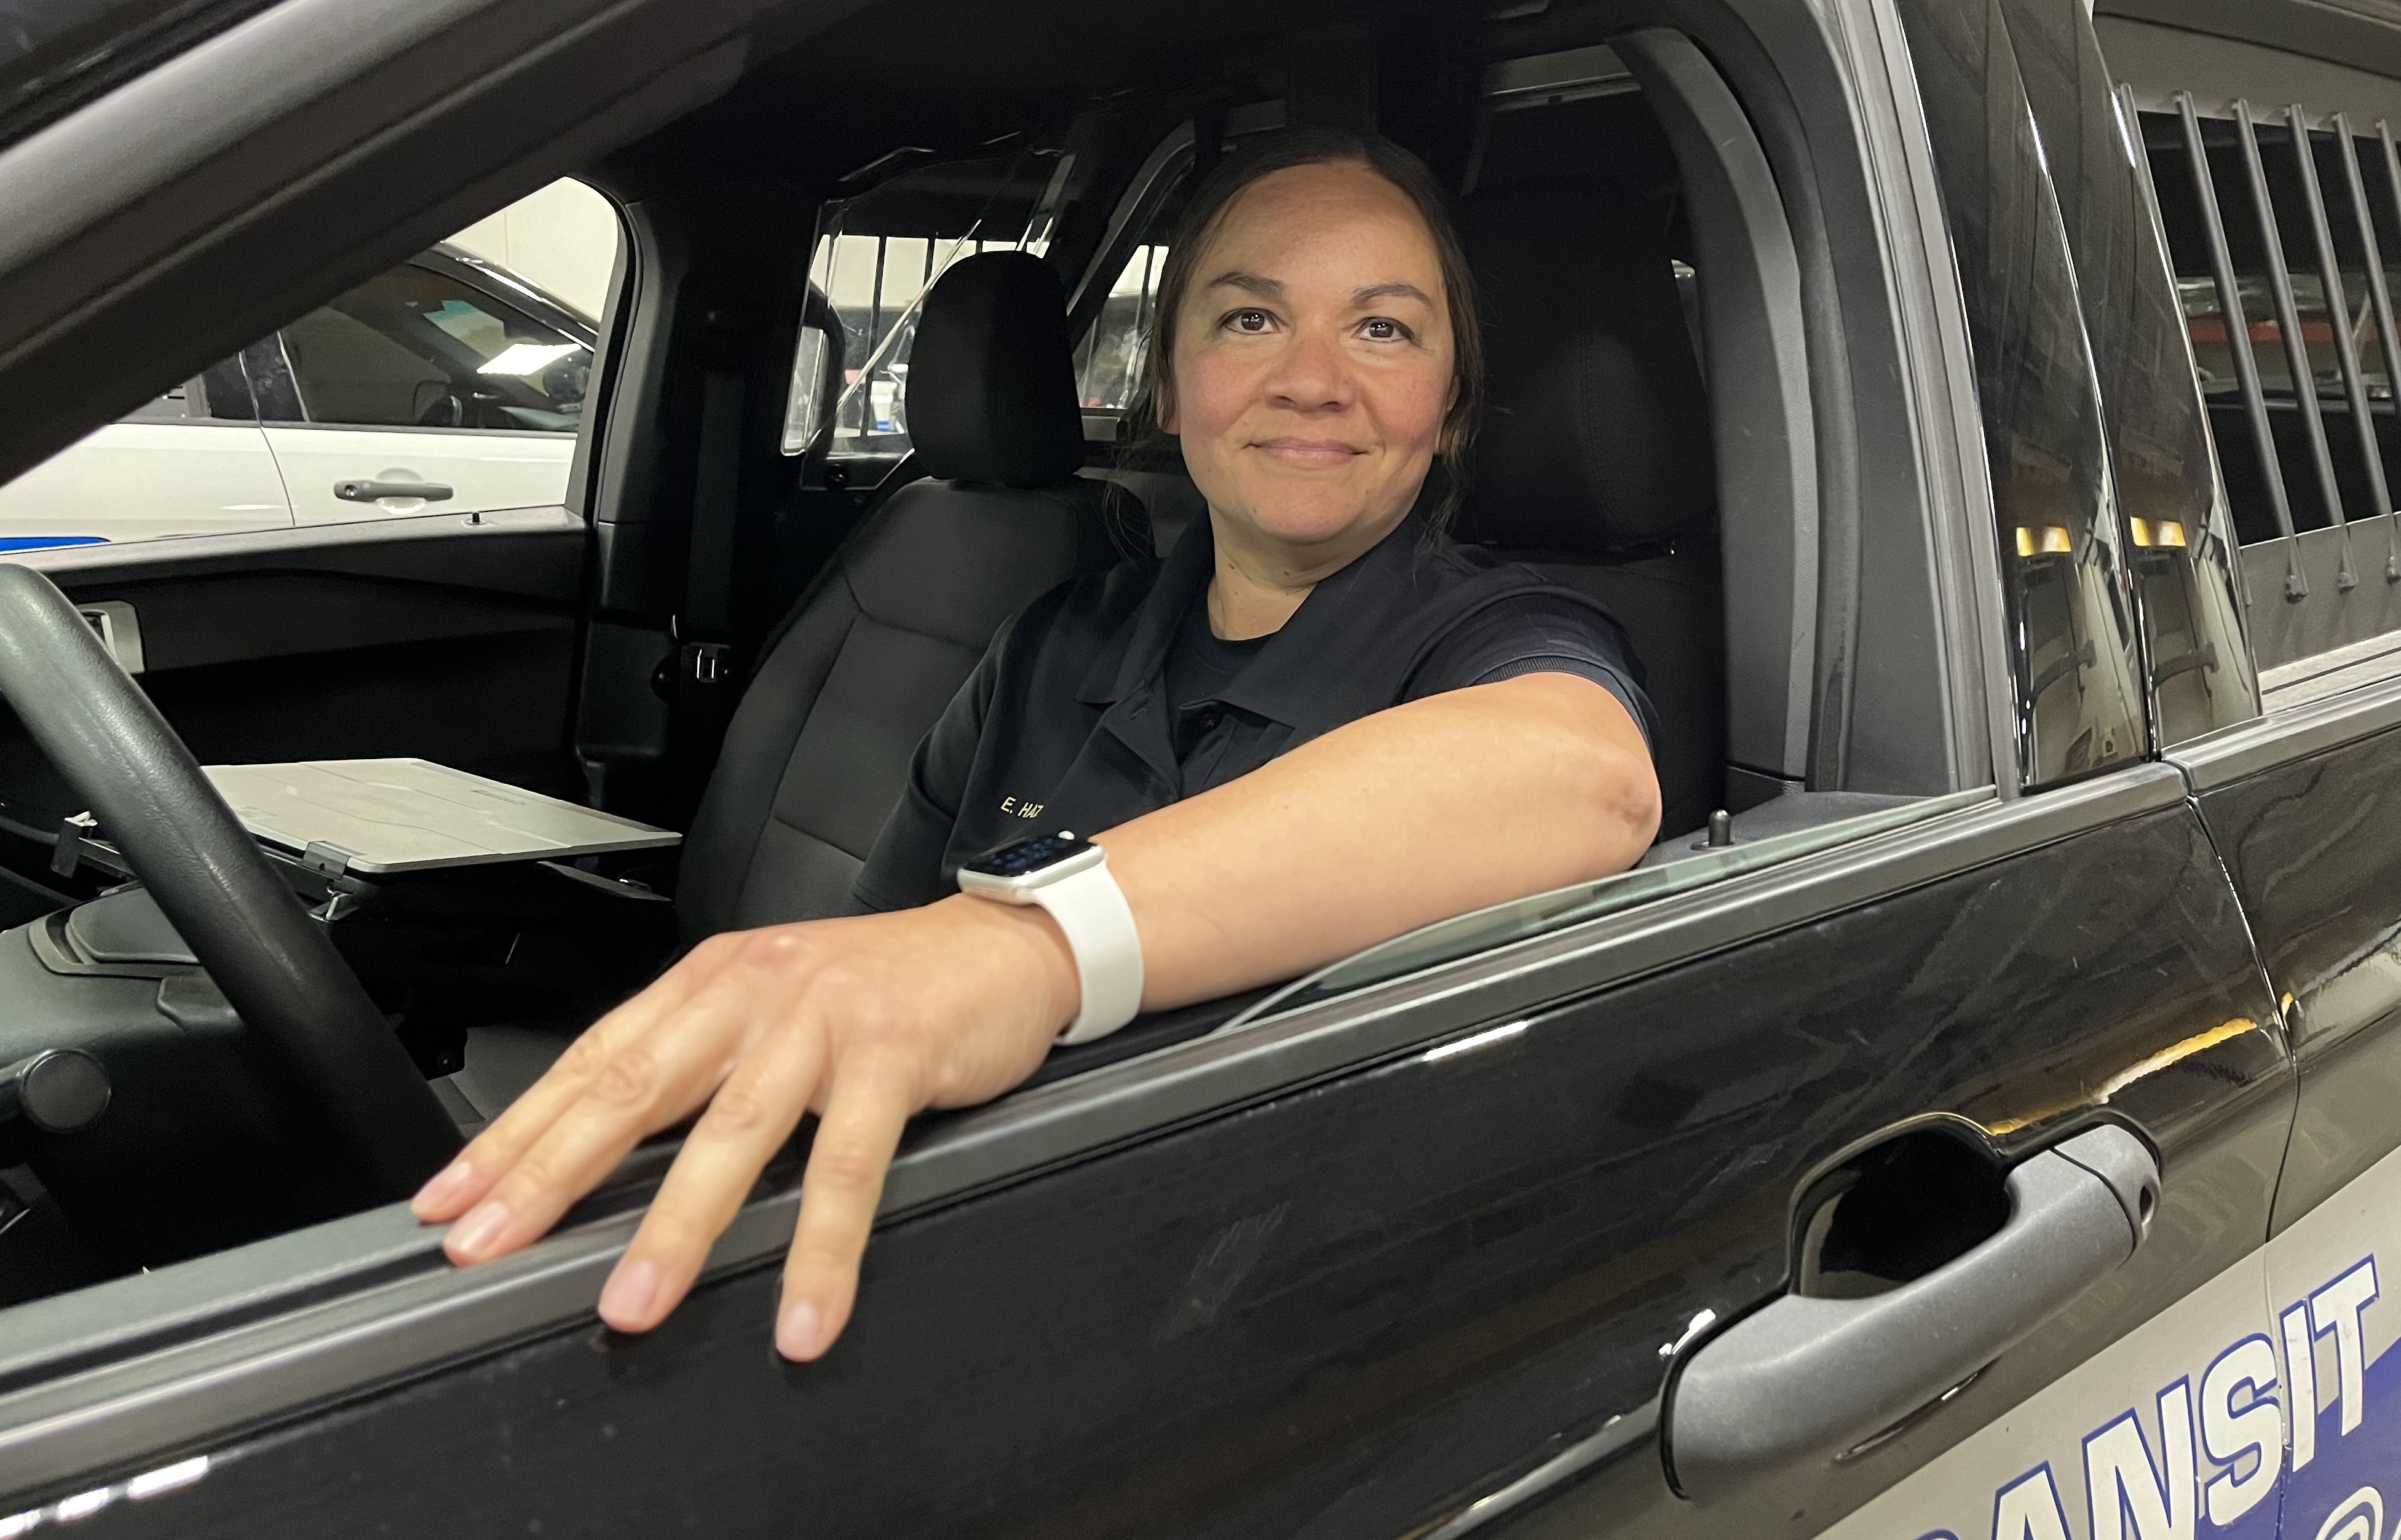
[2119,84,2248,603]
[2373,116,2401,578]
[2287,103,2376,589]
[867,236,888,369]
[2237,98,2359,590]
[2177,92,2308,598]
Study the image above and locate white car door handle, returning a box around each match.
[333,478,452,503]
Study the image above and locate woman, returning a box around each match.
[413,129,1664,1361]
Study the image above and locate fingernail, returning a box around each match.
[598,1258,658,1328]
[447,1199,510,1260]
[412,1158,475,1216]
[775,1300,821,1360]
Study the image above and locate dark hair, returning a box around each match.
[1135,127,1484,527]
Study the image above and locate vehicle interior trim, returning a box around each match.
[1615,26,1820,785]
[0,764,2185,1495]
[2103,14,2401,128]
[1061,120,1193,326]
[8,507,582,582]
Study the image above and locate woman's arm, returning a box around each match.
[1111,671,1656,1008]
[410,673,1658,1359]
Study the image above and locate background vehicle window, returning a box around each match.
[780,146,1082,475]
[274,264,591,432]
[0,180,621,547]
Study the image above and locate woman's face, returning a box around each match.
[1161,160,1456,559]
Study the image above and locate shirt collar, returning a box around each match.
[1075,508,1446,732]
[1075,511,1215,708]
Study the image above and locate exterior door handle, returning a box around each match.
[333,479,453,503]
[1664,1124,2158,1501]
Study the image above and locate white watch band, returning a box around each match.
[1029,857,1144,1044]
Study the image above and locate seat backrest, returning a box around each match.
[678,252,1122,936]
[1457,172,1727,840]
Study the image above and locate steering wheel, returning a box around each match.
[0,565,458,1201]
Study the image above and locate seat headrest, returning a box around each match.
[1457,178,1716,551]
[904,251,1087,487]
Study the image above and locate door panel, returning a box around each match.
[264,425,573,524]
[2181,697,2401,1540]
[0,511,588,827]
[22,788,2284,1538]
[0,422,292,547]
[2186,713,2401,1228]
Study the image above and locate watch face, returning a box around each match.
[962,831,1089,880]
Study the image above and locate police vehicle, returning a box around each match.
[0,0,2395,1535]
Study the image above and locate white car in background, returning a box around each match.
[0,245,597,552]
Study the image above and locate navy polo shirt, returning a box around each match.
[851,510,1658,913]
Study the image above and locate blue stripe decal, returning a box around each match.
[0,536,108,553]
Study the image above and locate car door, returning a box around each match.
[2102,33,2401,1536]
[0,1,2293,1537]
[2175,697,2401,1540]
[0,363,292,549]
[248,256,588,527]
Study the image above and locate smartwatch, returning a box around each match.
[957,831,1144,1044]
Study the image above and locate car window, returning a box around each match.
[1897,0,2150,788]
[3,178,622,547]
[2137,100,2401,687]
[272,263,591,432]
[780,145,1080,475]
[1072,242,1167,420]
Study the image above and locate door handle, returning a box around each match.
[1664,1124,2158,1501]
[333,480,453,503]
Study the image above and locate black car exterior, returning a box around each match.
[0,0,2397,1536]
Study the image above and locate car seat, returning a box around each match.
[1455,175,1728,840]
[674,251,1128,935]
[441,253,1134,1123]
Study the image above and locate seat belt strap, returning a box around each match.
[678,367,746,685]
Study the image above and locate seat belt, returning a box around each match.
[667,367,748,816]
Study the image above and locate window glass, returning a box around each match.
[274,264,591,432]
[1988,0,2257,748]
[4,179,620,548]
[1896,0,2149,786]
[780,145,1078,472]
[1073,243,1167,418]
[1235,791,1990,1028]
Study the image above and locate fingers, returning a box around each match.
[428,969,763,1267]
[411,945,729,1224]
[775,1054,916,1361]
[596,1023,829,1333]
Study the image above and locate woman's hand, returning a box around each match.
[409,894,1078,1360]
